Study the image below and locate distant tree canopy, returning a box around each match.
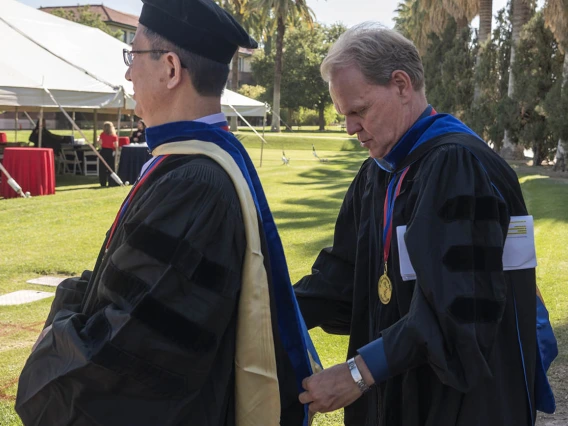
[50,7,124,40]
[396,1,568,164]
[238,84,266,101]
[510,12,565,165]
[252,22,346,130]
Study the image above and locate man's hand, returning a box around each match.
[299,361,364,413]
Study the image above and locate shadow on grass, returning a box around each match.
[55,175,99,189]
[270,155,366,258]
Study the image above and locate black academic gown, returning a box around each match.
[294,133,537,426]
[16,154,304,426]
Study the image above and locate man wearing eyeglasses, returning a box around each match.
[15,1,320,425]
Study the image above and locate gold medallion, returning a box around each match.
[378,273,392,304]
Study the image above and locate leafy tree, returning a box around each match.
[251,0,314,132]
[252,23,346,130]
[510,11,564,165]
[238,84,267,100]
[543,0,568,155]
[394,0,451,54]
[501,0,535,157]
[220,0,265,130]
[543,78,568,147]
[469,7,513,150]
[50,6,123,40]
[422,18,476,120]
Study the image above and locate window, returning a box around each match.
[128,32,135,44]
[238,57,244,72]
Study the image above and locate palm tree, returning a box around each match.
[395,0,482,53]
[440,0,497,104]
[222,0,250,131]
[394,0,441,54]
[501,0,534,158]
[544,0,568,156]
[395,0,492,103]
[252,0,314,132]
[477,0,494,45]
[395,0,455,53]
[443,0,479,32]
[473,0,494,102]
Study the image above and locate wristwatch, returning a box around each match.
[347,357,371,394]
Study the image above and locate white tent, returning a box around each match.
[0,0,132,112]
[221,89,266,118]
[0,0,266,117]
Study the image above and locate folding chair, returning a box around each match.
[60,146,82,175]
[83,151,99,176]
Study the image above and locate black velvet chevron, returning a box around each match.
[93,341,187,398]
[125,223,232,294]
[438,195,504,222]
[132,293,217,353]
[443,245,503,272]
[448,296,505,323]
[126,222,180,264]
[191,254,234,294]
[103,260,150,304]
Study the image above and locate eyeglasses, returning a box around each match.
[123,49,169,66]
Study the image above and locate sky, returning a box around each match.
[18,0,511,29]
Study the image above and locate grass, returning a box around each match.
[0,147,566,426]
[513,168,568,362]
[1,127,361,152]
[237,132,362,153]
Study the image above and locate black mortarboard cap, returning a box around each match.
[139,0,258,65]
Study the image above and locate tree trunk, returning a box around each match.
[456,16,468,35]
[473,0,493,104]
[230,6,243,132]
[556,49,568,162]
[230,49,240,131]
[501,0,532,159]
[264,34,272,56]
[478,0,493,46]
[270,17,285,132]
[532,142,543,166]
[318,102,325,131]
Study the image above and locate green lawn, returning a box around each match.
[1,127,359,152]
[0,147,566,426]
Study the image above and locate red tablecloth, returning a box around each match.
[0,148,55,199]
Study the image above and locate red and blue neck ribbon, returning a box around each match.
[106,155,168,250]
[382,167,410,265]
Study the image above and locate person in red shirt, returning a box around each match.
[98,121,119,187]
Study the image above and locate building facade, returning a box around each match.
[39,4,138,45]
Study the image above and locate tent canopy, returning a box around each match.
[0,0,133,112]
[0,0,266,117]
[221,90,266,118]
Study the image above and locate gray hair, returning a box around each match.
[321,22,425,91]
[143,26,229,97]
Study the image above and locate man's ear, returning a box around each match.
[165,52,184,90]
[391,70,413,103]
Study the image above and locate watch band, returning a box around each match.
[347,357,370,394]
